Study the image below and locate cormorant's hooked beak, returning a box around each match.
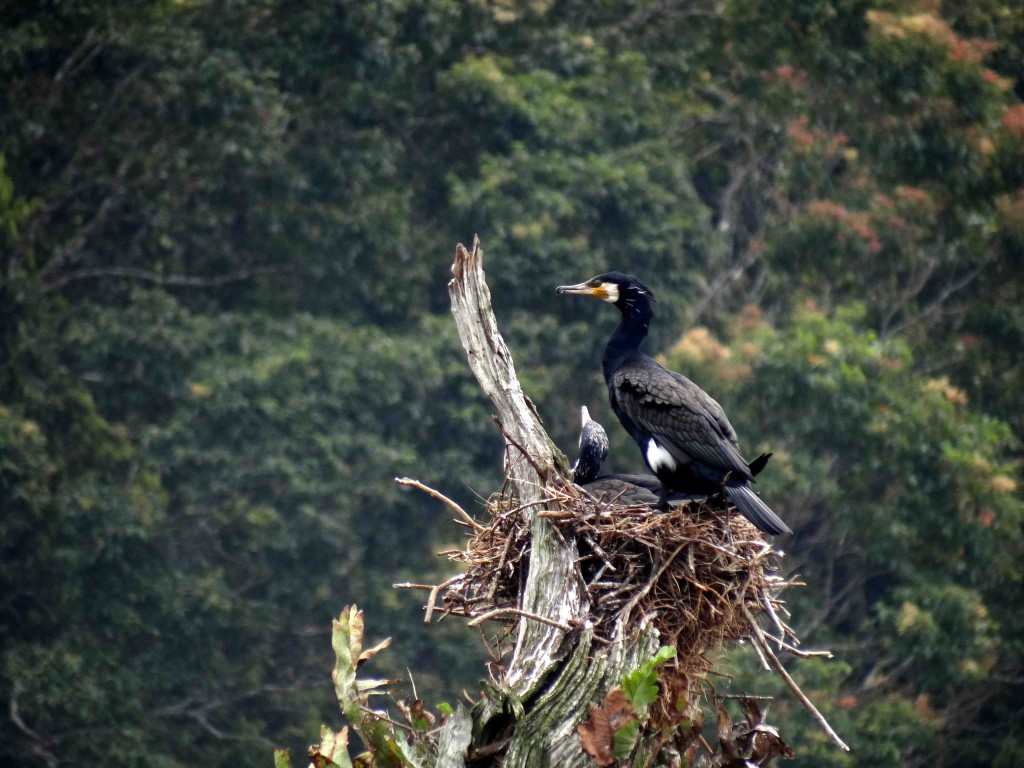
[556,281,608,299]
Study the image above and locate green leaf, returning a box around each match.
[650,646,677,666]
[331,607,363,721]
[612,718,640,760]
[621,670,659,716]
[621,646,677,716]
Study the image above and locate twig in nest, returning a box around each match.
[503,497,558,518]
[395,576,464,624]
[426,575,464,624]
[466,607,573,631]
[487,533,516,601]
[620,541,689,625]
[762,592,790,649]
[748,634,772,672]
[775,641,833,659]
[395,476,483,532]
[742,604,851,752]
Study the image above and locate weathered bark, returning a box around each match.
[443,238,660,766]
[449,237,586,699]
[436,705,472,768]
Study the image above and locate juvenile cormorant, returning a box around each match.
[571,406,699,507]
[557,273,791,535]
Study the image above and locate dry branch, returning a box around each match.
[395,476,482,532]
[744,604,851,752]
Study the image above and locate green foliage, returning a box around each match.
[612,718,641,761]
[0,155,34,246]
[1,288,495,765]
[329,607,416,766]
[673,305,1022,766]
[621,645,677,716]
[0,313,180,764]
[1,0,1022,765]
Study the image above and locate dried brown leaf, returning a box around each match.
[717,702,738,762]
[578,701,615,766]
[754,726,796,761]
[356,636,392,669]
[356,677,399,696]
[578,687,635,766]
[603,688,634,726]
[739,696,763,726]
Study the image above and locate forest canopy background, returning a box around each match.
[1,1,1023,767]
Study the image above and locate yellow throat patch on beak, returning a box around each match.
[556,281,619,303]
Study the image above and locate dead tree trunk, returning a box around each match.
[444,238,663,766]
[448,236,585,699]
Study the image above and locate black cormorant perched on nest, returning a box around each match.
[557,272,791,535]
[572,406,774,509]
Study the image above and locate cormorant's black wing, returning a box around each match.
[583,474,701,506]
[604,473,662,494]
[611,356,753,480]
[582,477,661,506]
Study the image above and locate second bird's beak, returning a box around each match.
[556,281,606,298]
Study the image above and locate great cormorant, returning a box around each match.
[556,272,791,535]
[573,406,774,509]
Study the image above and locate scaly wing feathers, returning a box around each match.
[612,357,753,480]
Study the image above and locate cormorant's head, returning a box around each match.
[556,272,655,313]
[570,405,609,485]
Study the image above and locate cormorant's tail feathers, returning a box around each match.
[725,483,791,535]
[748,452,773,478]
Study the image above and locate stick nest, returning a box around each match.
[396,473,848,752]
[440,479,793,685]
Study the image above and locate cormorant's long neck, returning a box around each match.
[572,444,602,484]
[602,300,652,380]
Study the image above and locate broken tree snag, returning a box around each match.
[448,237,585,699]
[448,236,566,488]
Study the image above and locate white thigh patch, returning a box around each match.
[645,438,677,473]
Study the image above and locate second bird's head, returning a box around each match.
[556,272,656,311]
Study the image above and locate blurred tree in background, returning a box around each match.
[666,304,1023,767]
[1,0,1021,765]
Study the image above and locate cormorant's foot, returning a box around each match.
[655,499,671,513]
